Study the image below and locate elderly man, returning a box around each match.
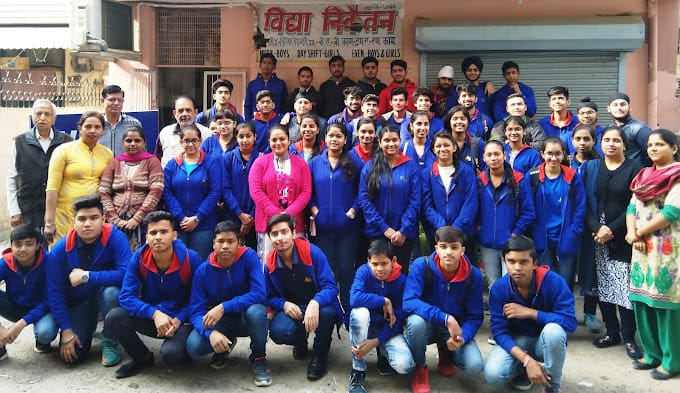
[7,99,73,231]
[155,95,212,167]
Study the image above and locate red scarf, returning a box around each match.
[630,162,680,201]
[117,152,155,162]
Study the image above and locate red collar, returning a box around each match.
[549,111,573,127]
[208,246,248,269]
[354,145,372,163]
[2,247,44,272]
[65,223,113,252]
[254,111,277,122]
[536,163,576,184]
[173,150,206,165]
[434,254,470,283]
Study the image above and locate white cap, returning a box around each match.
[438,65,454,79]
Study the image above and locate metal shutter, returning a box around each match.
[423,51,621,119]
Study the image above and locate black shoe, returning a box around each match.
[625,341,643,360]
[34,341,52,353]
[348,369,367,393]
[293,343,308,360]
[0,346,7,362]
[651,368,680,380]
[114,352,155,379]
[307,354,328,380]
[210,352,229,370]
[593,334,621,348]
[376,351,394,376]
[632,359,657,370]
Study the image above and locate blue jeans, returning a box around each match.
[480,246,507,290]
[349,308,414,374]
[186,304,268,362]
[539,246,576,289]
[269,303,337,356]
[0,291,58,345]
[405,314,483,377]
[178,229,213,261]
[483,323,567,393]
[314,233,359,315]
[67,286,120,361]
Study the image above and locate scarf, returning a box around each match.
[630,162,680,201]
[117,151,155,162]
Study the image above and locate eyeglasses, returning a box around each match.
[216,120,235,126]
[181,138,200,145]
[578,110,596,116]
[544,151,564,158]
[105,97,124,103]
[258,100,273,105]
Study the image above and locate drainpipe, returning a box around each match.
[647,0,658,127]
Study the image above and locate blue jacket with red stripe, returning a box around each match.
[190,247,265,338]
[504,144,543,175]
[47,224,131,330]
[0,247,49,325]
[119,239,202,323]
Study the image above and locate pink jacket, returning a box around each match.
[248,153,312,233]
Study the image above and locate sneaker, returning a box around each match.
[511,372,533,391]
[101,338,122,367]
[348,369,367,393]
[376,349,394,376]
[437,345,456,377]
[34,340,53,353]
[210,352,229,370]
[487,336,496,345]
[114,352,155,379]
[411,365,431,393]
[584,313,603,334]
[252,357,273,387]
[0,346,7,362]
[293,342,308,360]
[307,354,328,380]
[625,341,643,360]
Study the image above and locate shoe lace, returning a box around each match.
[350,372,365,388]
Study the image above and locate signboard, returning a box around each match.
[30,110,159,154]
[259,3,403,62]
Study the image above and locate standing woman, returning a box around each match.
[582,126,642,359]
[478,140,535,290]
[532,136,586,285]
[503,116,542,175]
[348,118,378,166]
[309,122,360,314]
[626,129,680,380]
[162,124,221,260]
[421,132,478,248]
[99,125,164,250]
[249,124,312,262]
[45,111,113,243]
[445,105,485,172]
[200,109,238,158]
[401,110,435,169]
[290,113,325,163]
[358,125,421,273]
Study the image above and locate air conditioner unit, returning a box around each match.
[71,0,106,52]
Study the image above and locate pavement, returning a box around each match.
[1,295,679,393]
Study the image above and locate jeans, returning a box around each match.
[480,246,506,290]
[106,307,191,366]
[0,291,58,345]
[269,303,337,356]
[178,229,213,261]
[405,314,483,377]
[314,232,359,315]
[349,308,414,374]
[484,323,567,393]
[186,304,268,362]
[539,246,576,289]
[68,286,120,361]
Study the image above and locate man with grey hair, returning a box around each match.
[7,99,73,231]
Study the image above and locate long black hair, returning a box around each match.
[355,117,379,157]
[301,113,323,157]
[366,125,400,199]
[484,139,517,192]
[325,122,357,182]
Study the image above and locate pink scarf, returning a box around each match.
[630,162,680,201]
[117,151,155,162]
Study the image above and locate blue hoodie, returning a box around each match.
[222,147,258,222]
[252,112,283,154]
[308,151,361,234]
[489,265,577,354]
[119,240,202,323]
[403,253,484,344]
[421,161,478,237]
[163,151,222,232]
[244,74,288,121]
[468,108,494,139]
[401,139,436,170]
[538,111,577,140]
[350,262,407,344]
[0,247,48,325]
[358,154,422,239]
[190,247,265,338]
[477,169,536,249]
[457,133,486,173]
[531,164,586,257]
[47,224,131,331]
[492,82,537,121]
[504,144,542,175]
[201,134,237,159]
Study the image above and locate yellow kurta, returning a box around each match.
[46,140,113,242]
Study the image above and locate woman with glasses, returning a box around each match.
[162,124,221,259]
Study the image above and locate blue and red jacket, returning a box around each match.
[468,108,493,139]
[504,144,542,175]
[421,161,478,237]
[350,262,407,344]
[308,151,361,234]
[538,111,577,140]
[222,147,258,222]
[403,253,484,344]
[201,134,237,159]
[358,153,422,239]
[0,247,48,325]
[348,145,373,166]
[265,238,340,315]
[190,247,265,338]
[399,114,445,143]
[252,112,283,154]
[492,82,537,121]
[119,240,202,323]
[477,169,536,249]
[531,164,586,257]
[244,74,288,121]
[489,265,577,354]
[163,151,222,232]
[47,224,131,330]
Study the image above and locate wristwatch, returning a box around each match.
[81,273,89,284]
